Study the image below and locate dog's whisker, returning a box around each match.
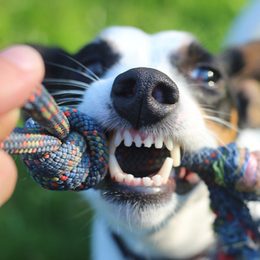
[199,103,217,109]
[208,130,227,147]
[202,108,231,117]
[204,115,240,133]
[126,202,134,232]
[51,90,84,96]
[57,97,83,102]
[44,78,90,90]
[60,54,100,81]
[70,206,94,220]
[46,61,97,82]
[188,83,217,89]
[57,97,83,106]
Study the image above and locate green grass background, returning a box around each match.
[0,0,246,259]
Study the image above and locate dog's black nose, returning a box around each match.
[111,67,179,128]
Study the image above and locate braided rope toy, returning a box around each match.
[1,84,260,258]
[1,85,108,190]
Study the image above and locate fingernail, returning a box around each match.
[0,45,44,72]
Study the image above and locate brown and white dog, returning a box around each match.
[34,27,260,259]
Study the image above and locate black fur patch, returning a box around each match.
[30,44,71,79]
[187,42,213,63]
[74,40,120,77]
[31,45,88,106]
[31,41,120,107]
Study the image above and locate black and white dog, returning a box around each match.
[34,26,260,259]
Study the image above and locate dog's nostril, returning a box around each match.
[152,83,179,105]
[113,78,136,98]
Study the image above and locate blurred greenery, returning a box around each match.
[0,0,246,259]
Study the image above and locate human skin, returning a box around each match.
[0,45,44,206]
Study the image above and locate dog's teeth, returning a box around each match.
[155,135,163,149]
[133,177,142,186]
[109,154,126,183]
[144,134,153,148]
[171,145,181,167]
[152,175,162,186]
[142,177,153,186]
[123,130,133,147]
[124,174,134,185]
[164,137,173,151]
[158,157,173,184]
[134,134,142,147]
[114,131,122,147]
[109,155,124,177]
[115,173,124,183]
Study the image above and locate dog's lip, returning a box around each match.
[96,168,199,200]
[97,173,176,202]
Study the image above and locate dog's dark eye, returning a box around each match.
[190,65,222,88]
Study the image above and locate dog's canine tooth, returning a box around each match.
[123,130,133,147]
[144,134,153,148]
[115,173,124,183]
[109,154,124,177]
[155,135,163,149]
[158,157,173,184]
[152,175,162,186]
[109,139,116,155]
[134,134,142,147]
[143,177,153,186]
[114,131,122,147]
[171,145,181,167]
[164,137,173,151]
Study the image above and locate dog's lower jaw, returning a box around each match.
[88,182,215,260]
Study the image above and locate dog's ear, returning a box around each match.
[219,41,260,128]
[30,44,72,79]
[30,44,88,106]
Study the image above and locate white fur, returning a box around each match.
[90,183,215,260]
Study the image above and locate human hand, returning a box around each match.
[0,45,44,206]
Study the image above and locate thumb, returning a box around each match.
[0,45,45,115]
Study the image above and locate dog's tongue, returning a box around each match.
[115,143,170,177]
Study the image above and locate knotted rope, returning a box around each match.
[0,85,108,190]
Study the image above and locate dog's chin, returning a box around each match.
[91,177,200,233]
